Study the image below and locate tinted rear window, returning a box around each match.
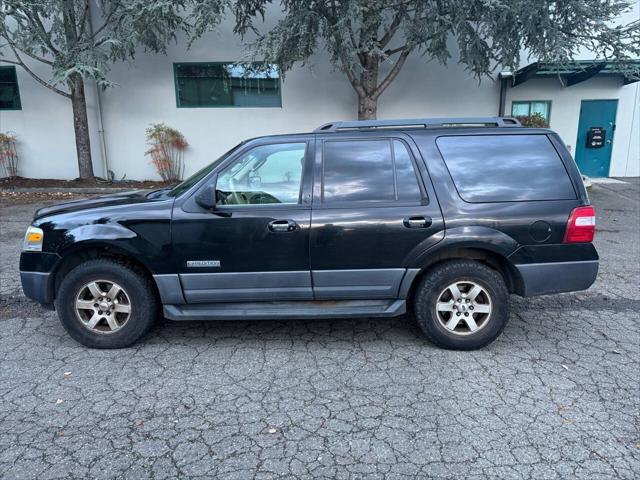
[322,140,395,203]
[436,134,576,202]
[322,139,423,203]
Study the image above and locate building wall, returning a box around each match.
[0,14,503,181]
[0,63,104,179]
[506,77,640,177]
[1,10,638,180]
[98,26,500,181]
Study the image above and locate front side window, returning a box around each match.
[322,139,422,204]
[216,143,306,206]
[174,62,281,108]
[0,66,21,110]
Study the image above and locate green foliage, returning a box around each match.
[516,113,550,128]
[231,0,640,118]
[0,1,228,93]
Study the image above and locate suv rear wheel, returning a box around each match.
[413,260,510,350]
[55,259,158,349]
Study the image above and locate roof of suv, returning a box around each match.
[245,117,553,142]
[313,116,522,132]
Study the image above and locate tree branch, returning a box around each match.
[384,44,408,56]
[374,47,412,98]
[0,28,55,66]
[11,46,53,65]
[90,2,122,42]
[78,0,91,39]
[379,13,402,48]
[5,41,71,99]
[30,9,60,55]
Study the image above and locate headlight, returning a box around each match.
[22,226,44,252]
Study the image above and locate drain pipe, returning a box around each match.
[87,1,110,179]
[498,71,512,116]
[93,83,109,179]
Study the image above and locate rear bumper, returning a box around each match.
[514,260,599,297]
[20,271,54,305]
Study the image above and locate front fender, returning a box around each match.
[54,223,164,273]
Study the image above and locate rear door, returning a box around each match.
[310,134,444,300]
[171,137,314,303]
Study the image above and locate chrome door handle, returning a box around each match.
[268,220,298,232]
[403,216,432,228]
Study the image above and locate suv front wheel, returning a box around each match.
[55,259,158,349]
[413,260,510,350]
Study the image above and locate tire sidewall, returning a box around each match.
[55,260,157,348]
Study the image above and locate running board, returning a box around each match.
[163,299,406,321]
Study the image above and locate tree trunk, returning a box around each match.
[357,55,379,120]
[358,94,378,120]
[69,74,94,180]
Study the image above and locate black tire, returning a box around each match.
[54,259,158,349]
[413,260,510,350]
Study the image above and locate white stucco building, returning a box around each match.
[1,5,639,181]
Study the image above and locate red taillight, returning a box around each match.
[563,206,596,243]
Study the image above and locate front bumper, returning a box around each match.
[20,271,54,305]
[19,251,60,305]
[514,260,599,297]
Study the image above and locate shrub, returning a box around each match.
[0,132,19,178]
[145,123,188,183]
[515,112,549,128]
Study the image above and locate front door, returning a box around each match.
[575,99,618,177]
[310,135,444,299]
[171,138,314,303]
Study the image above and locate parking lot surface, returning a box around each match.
[1,180,638,479]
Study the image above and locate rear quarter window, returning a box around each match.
[436,134,576,202]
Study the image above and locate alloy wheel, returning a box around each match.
[435,281,492,336]
[74,280,132,334]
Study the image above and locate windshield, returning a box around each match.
[167,142,245,197]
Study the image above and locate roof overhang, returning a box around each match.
[511,60,640,87]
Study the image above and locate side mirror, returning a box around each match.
[195,183,216,210]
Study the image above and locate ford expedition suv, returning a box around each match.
[20,117,599,350]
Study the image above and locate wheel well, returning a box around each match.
[52,246,159,300]
[407,248,523,301]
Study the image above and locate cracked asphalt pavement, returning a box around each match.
[1,180,638,479]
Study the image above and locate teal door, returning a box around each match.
[575,99,618,177]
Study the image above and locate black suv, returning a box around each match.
[20,117,598,350]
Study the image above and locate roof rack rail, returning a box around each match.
[314,116,521,133]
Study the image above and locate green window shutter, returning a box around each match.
[174,62,281,108]
[0,66,22,110]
